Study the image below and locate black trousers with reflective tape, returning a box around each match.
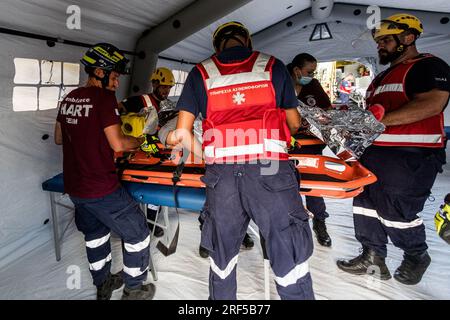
[200,161,314,300]
[353,146,445,257]
[71,186,150,288]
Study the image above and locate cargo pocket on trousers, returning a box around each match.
[200,169,221,211]
[279,209,313,263]
[258,172,298,192]
[200,210,215,253]
[112,203,146,238]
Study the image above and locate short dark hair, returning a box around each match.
[291,53,317,69]
[400,29,419,45]
[286,62,294,74]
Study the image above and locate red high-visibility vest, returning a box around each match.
[197,51,291,164]
[367,54,445,148]
[140,94,160,112]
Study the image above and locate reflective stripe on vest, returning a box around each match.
[204,138,288,159]
[376,133,443,145]
[202,53,272,90]
[198,52,290,163]
[142,94,153,108]
[367,54,445,148]
[141,94,160,112]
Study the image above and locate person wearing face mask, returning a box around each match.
[54,43,155,300]
[337,14,449,285]
[287,53,333,248]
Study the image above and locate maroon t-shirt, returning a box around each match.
[297,78,331,110]
[57,87,120,198]
[296,79,332,140]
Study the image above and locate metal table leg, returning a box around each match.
[49,192,61,261]
[140,203,158,281]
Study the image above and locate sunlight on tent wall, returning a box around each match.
[13,58,80,112]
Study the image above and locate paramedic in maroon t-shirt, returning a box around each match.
[56,88,123,197]
[53,43,155,300]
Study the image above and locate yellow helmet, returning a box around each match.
[213,21,252,51]
[150,67,175,86]
[372,13,423,40]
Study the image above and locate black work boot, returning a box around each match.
[121,283,156,300]
[312,218,332,247]
[199,245,210,258]
[147,207,164,238]
[241,233,254,250]
[96,272,124,300]
[394,251,431,285]
[337,247,391,280]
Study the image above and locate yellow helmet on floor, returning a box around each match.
[372,13,423,40]
[150,67,175,86]
[435,194,450,245]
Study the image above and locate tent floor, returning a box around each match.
[1,150,449,300]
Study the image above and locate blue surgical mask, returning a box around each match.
[298,76,313,86]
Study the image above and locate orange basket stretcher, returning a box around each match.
[117,150,377,199]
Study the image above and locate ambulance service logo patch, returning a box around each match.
[232,92,246,105]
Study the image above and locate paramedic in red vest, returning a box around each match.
[54,43,155,300]
[119,67,177,238]
[166,22,314,300]
[337,14,449,285]
[287,53,333,247]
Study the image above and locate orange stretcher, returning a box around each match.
[116,148,377,199]
[296,137,325,146]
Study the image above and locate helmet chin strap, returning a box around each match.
[94,70,111,89]
[393,35,415,53]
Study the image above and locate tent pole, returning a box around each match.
[130,0,253,96]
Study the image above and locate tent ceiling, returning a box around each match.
[339,0,450,12]
[160,0,450,65]
[0,0,194,51]
[0,0,449,64]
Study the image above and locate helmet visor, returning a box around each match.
[371,20,409,39]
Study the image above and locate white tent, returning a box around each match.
[0,0,449,300]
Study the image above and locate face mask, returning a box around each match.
[298,76,313,86]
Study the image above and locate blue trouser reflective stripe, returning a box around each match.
[353,147,445,257]
[71,186,150,288]
[200,161,314,300]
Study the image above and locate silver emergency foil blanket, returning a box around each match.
[141,106,159,135]
[297,102,385,161]
[159,99,177,113]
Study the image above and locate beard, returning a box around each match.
[378,49,403,65]
[153,88,168,101]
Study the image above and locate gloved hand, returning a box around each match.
[289,136,299,150]
[368,104,385,121]
[140,135,160,154]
